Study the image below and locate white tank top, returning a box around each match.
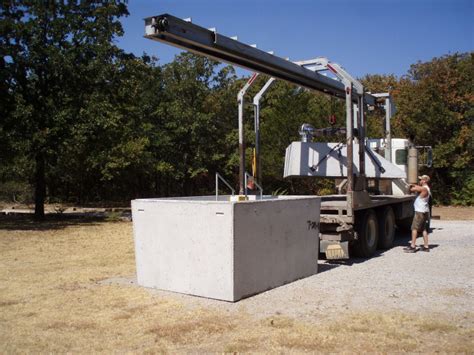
[414,185,431,213]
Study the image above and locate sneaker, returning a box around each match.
[420,246,430,252]
[404,246,418,253]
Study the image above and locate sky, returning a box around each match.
[117,0,473,78]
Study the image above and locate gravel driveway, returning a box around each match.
[109,220,474,326]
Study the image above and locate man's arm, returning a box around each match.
[410,185,428,197]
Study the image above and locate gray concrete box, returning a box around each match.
[131,196,320,302]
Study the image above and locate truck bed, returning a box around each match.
[320,194,415,223]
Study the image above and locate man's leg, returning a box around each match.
[421,212,430,251]
[405,213,421,252]
[404,229,418,252]
[422,230,429,248]
[411,229,418,248]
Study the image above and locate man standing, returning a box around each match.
[404,175,431,253]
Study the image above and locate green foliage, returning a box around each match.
[155,53,237,195]
[362,54,474,205]
[0,180,32,203]
[1,1,130,216]
[394,53,473,205]
[104,210,123,222]
[450,171,474,206]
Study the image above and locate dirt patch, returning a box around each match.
[433,206,473,220]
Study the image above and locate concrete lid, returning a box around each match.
[284,141,407,179]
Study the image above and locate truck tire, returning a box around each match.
[378,206,395,249]
[353,209,379,258]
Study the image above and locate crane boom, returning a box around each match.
[144,14,376,106]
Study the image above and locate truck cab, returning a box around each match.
[367,138,433,196]
[367,138,410,196]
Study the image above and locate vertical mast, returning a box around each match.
[237,72,259,194]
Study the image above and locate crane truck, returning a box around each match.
[143,14,432,259]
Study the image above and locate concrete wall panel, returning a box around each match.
[233,198,320,300]
[132,200,234,301]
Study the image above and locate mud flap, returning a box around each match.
[321,241,349,260]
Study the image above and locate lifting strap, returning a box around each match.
[309,142,344,172]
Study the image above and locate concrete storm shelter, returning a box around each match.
[132,196,321,302]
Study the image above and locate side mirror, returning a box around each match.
[427,148,433,168]
[416,146,433,168]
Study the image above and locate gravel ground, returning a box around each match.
[106,220,473,327]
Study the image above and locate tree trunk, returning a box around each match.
[34,152,46,220]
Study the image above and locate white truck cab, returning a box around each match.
[367,138,432,195]
[367,138,410,195]
[367,138,410,174]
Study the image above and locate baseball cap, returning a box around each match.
[418,175,430,182]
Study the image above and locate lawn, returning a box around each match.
[1,216,472,352]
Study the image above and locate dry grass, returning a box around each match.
[432,206,474,220]
[147,309,238,344]
[1,216,473,353]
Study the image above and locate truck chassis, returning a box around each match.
[319,194,414,259]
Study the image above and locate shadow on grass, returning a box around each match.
[0,214,107,231]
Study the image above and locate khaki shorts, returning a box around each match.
[411,212,429,232]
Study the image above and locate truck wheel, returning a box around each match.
[353,209,379,258]
[378,206,395,249]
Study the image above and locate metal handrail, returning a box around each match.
[215,173,235,201]
[244,172,263,200]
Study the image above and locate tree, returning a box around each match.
[156,53,237,196]
[50,55,165,203]
[1,2,129,218]
[395,53,473,204]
